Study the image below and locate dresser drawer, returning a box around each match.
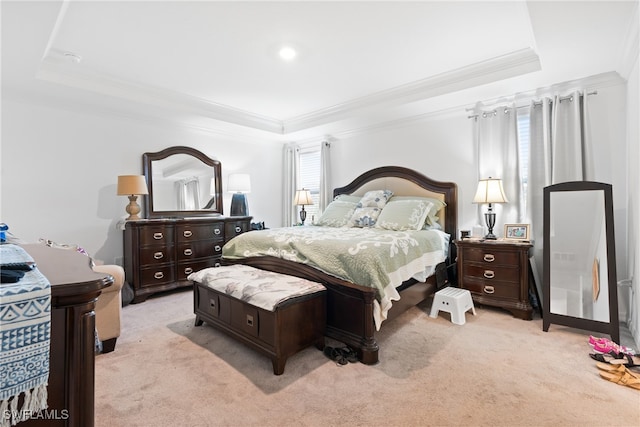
[176,223,224,242]
[177,240,223,261]
[225,220,250,240]
[462,247,519,265]
[177,258,220,281]
[139,225,175,246]
[139,245,175,265]
[463,264,520,283]
[462,277,520,300]
[139,265,176,288]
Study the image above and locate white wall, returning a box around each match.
[1,97,282,265]
[626,54,639,343]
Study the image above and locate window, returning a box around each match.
[298,147,321,223]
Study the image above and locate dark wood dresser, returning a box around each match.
[455,238,533,320]
[123,216,251,303]
[19,244,113,427]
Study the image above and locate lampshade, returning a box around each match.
[117,175,148,196]
[472,178,508,204]
[293,189,313,206]
[228,173,251,193]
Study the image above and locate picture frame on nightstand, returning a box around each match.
[504,223,530,240]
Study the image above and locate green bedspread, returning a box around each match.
[222,226,448,329]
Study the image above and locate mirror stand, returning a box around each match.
[543,181,619,344]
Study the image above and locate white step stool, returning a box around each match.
[429,287,476,325]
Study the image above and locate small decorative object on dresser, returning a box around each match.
[504,223,530,240]
[455,238,533,320]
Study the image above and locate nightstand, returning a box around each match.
[455,238,533,320]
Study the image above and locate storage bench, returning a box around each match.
[189,264,326,375]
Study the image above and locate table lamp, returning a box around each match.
[117,175,149,220]
[293,189,313,225]
[228,173,251,216]
[472,177,508,239]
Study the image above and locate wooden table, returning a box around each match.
[18,244,112,427]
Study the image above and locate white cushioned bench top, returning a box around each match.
[188,264,325,312]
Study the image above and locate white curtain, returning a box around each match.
[475,103,522,235]
[282,142,300,227]
[527,91,593,283]
[176,178,201,210]
[319,140,331,213]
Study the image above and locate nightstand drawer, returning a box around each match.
[463,277,520,300]
[462,247,519,265]
[463,264,520,283]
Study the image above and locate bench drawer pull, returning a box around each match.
[183,248,193,256]
[154,272,164,280]
[483,254,495,262]
[153,232,163,240]
[483,285,495,294]
[246,314,254,327]
[183,230,193,238]
[153,252,164,260]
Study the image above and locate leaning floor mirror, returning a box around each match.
[543,181,619,343]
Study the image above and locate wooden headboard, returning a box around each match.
[333,166,458,238]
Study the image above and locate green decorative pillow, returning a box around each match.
[349,206,383,228]
[334,194,362,204]
[375,199,434,231]
[315,200,357,227]
[389,196,446,227]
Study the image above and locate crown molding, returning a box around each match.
[282,48,541,133]
[36,56,284,134]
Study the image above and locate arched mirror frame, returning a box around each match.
[143,146,223,218]
[543,181,619,343]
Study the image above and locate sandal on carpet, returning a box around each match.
[590,352,640,367]
[599,368,640,390]
[596,361,627,373]
[337,347,359,363]
[591,339,636,355]
[323,346,348,366]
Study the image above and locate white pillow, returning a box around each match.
[349,206,383,228]
[375,199,433,231]
[315,200,357,227]
[358,190,393,209]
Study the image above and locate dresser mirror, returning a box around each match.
[543,181,619,343]
[143,146,223,218]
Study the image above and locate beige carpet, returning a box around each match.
[95,289,639,427]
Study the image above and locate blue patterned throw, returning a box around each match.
[0,245,50,427]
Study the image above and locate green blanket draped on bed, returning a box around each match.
[222,226,448,329]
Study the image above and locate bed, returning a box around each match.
[218,166,457,364]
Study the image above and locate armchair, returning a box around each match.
[92,264,124,353]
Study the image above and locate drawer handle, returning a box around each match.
[153,252,164,260]
[483,270,495,279]
[183,230,193,238]
[214,262,221,268]
[214,245,221,252]
[235,226,241,233]
[153,232,163,240]
[154,272,164,280]
[209,298,216,309]
[184,248,193,256]
[483,285,495,294]
[484,254,495,262]
[184,267,193,275]
[214,228,221,235]
[246,314,254,327]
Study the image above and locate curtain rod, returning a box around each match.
[467,91,598,120]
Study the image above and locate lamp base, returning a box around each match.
[230,193,248,216]
[484,232,498,240]
[299,206,307,225]
[125,195,141,221]
[484,211,497,240]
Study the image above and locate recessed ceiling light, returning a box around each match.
[278,46,297,61]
